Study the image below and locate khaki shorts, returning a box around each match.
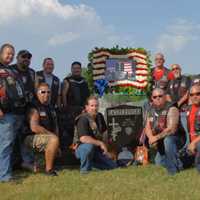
[24,134,54,152]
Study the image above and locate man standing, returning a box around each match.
[61,62,90,147]
[74,96,117,174]
[36,58,61,108]
[0,43,26,182]
[24,83,59,176]
[10,50,36,169]
[166,64,190,143]
[185,85,200,172]
[151,53,174,91]
[145,88,184,175]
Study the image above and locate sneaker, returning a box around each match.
[45,170,58,176]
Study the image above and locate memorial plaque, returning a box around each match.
[106,105,143,149]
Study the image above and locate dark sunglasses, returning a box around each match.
[190,92,200,97]
[38,90,51,94]
[21,54,31,59]
[152,95,163,99]
[172,67,180,71]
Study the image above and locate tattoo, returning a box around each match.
[157,107,179,140]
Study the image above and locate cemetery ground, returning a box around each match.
[0,164,199,200]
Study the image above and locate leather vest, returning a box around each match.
[168,75,190,103]
[36,71,60,106]
[11,64,35,103]
[148,102,172,134]
[73,112,104,144]
[33,101,57,133]
[0,63,26,113]
[152,67,169,90]
[64,76,90,107]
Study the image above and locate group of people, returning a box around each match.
[0,43,91,181]
[1,42,200,182]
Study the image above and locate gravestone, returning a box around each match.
[106,105,143,150]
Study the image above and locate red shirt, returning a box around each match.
[189,105,199,142]
[153,67,174,81]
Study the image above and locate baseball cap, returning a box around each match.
[17,50,32,58]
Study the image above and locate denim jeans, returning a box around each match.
[75,143,117,173]
[155,135,183,174]
[180,112,189,145]
[0,113,15,182]
[13,115,34,165]
[195,142,200,172]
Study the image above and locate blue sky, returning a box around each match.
[0,0,200,79]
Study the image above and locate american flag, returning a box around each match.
[123,62,132,74]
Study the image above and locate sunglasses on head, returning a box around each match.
[152,95,163,99]
[190,92,200,97]
[38,90,51,94]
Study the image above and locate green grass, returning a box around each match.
[0,165,200,200]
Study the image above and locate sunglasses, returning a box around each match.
[38,90,51,94]
[190,92,200,97]
[21,54,31,59]
[152,95,163,99]
[172,67,180,71]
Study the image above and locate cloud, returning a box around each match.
[0,0,135,78]
[48,32,80,46]
[156,19,200,53]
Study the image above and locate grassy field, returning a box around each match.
[0,165,199,200]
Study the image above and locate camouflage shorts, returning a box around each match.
[24,134,53,152]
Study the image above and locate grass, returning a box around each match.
[0,165,200,200]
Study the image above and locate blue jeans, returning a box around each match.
[195,142,200,172]
[155,135,183,174]
[180,112,189,145]
[0,113,15,182]
[75,143,117,173]
[13,115,34,165]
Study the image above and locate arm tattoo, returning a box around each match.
[157,107,179,140]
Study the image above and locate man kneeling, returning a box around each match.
[74,96,117,174]
[24,83,59,176]
[145,88,185,175]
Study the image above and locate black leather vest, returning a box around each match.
[0,63,26,113]
[11,64,35,103]
[168,75,190,103]
[148,102,172,134]
[33,101,57,133]
[64,76,90,107]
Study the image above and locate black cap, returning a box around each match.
[17,50,32,58]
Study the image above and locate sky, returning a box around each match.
[0,0,200,79]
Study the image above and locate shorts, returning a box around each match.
[24,134,54,152]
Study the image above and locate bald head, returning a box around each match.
[190,85,200,106]
[155,53,165,68]
[151,88,166,108]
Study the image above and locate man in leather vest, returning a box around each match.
[61,61,90,148]
[11,50,36,170]
[24,83,59,176]
[36,58,61,108]
[74,96,117,174]
[145,88,184,175]
[0,43,26,182]
[151,53,174,91]
[185,85,200,172]
[166,64,191,143]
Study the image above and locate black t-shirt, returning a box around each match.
[77,113,107,139]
